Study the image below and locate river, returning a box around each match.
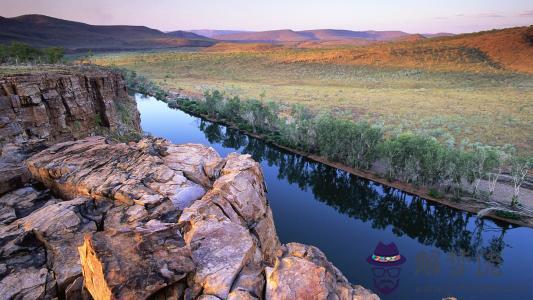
[136,94,533,299]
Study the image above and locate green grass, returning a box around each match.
[92,49,533,154]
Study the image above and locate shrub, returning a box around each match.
[379,133,454,185]
[428,188,443,199]
[316,115,382,169]
[204,90,224,117]
[0,42,65,64]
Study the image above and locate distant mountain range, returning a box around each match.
[188,30,249,38]
[422,32,455,38]
[0,14,215,51]
[0,14,460,51]
[200,29,426,42]
[165,30,208,39]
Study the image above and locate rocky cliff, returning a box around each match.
[0,68,140,147]
[0,67,141,194]
[0,68,377,300]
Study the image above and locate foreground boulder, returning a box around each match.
[78,221,194,299]
[0,196,94,299]
[178,153,279,299]
[0,137,378,299]
[266,243,379,300]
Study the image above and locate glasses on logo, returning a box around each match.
[372,267,401,278]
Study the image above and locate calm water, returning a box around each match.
[136,94,533,300]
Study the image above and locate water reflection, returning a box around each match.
[198,120,511,266]
[137,94,533,299]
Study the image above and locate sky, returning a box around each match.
[2,0,532,33]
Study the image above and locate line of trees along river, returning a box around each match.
[198,118,512,267]
[123,69,531,212]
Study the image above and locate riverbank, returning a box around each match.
[141,90,533,227]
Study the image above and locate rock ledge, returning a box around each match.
[0,136,378,300]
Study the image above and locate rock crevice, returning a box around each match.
[0,137,378,299]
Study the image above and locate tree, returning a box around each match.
[316,115,382,169]
[204,90,224,117]
[486,147,511,197]
[80,50,94,64]
[449,149,471,198]
[221,96,241,120]
[281,104,317,152]
[240,99,278,133]
[0,45,7,63]
[378,138,402,180]
[0,43,63,64]
[509,155,532,206]
[43,47,65,63]
[465,143,499,197]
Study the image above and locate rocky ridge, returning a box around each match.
[0,68,377,299]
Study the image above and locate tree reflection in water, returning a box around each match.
[198,120,514,267]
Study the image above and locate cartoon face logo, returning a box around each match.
[367,242,406,295]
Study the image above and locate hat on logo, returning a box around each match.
[367,241,406,266]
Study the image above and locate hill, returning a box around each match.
[211,29,415,42]
[202,42,283,52]
[423,32,455,38]
[275,26,533,73]
[189,30,249,38]
[216,29,313,42]
[165,30,209,39]
[301,29,412,41]
[0,14,215,50]
[426,26,533,73]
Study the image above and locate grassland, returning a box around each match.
[92,29,533,153]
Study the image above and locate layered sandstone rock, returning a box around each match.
[0,196,95,299]
[0,68,140,148]
[1,136,377,299]
[0,68,141,194]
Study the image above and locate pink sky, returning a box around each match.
[2,0,532,33]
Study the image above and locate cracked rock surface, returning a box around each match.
[5,137,377,299]
[1,136,378,299]
[0,136,377,299]
[266,243,380,300]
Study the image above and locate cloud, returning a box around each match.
[518,10,533,17]
[472,12,504,18]
[454,12,504,18]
